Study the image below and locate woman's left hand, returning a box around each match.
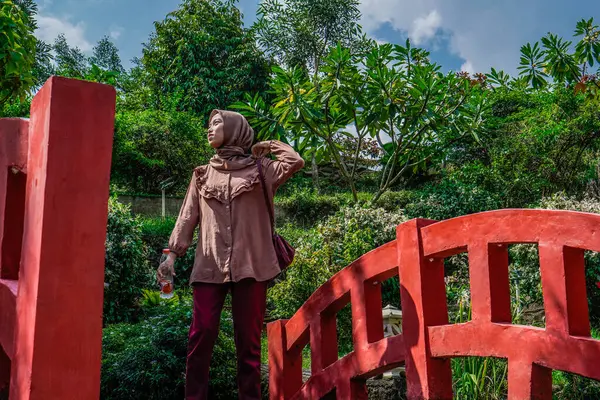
[251,141,271,158]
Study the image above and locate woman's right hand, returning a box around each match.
[157,253,177,282]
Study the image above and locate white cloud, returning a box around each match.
[460,60,475,74]
[109,26,124,40]
[35,14,93,51]
[411,10,441,45]
[358,0,549,75]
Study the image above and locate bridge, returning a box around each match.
[268,213,600,399]
[1,77,599,399]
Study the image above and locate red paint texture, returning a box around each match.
[0,77,115,399]
[268,210,600,399]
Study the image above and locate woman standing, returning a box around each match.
[157,109,304,400]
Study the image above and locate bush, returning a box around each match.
[374,190,415,212]
[101,293,237,400]
[275,190,344,227]
[268,205,407,352]
[104,198,154,324]
[139,217,197,284]
[405,176,502,221]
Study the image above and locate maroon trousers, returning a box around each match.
[186,279,268,400]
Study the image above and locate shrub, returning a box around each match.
[275,190,344,227]
[405,177,502,221]
[101,293,237,400]
[139,217,197,284]
[104,198,154,323]
[374,190,415,212]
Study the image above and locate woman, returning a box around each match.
[157,109,304,400]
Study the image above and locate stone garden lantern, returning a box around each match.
[382,304,403,377]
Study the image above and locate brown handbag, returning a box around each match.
[256,159,295,269]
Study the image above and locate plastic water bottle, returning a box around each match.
[159,249,174,299]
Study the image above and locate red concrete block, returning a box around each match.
[7,77,115,400]
[268,320,303,400]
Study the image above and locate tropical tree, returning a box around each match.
[518,18,600,97]
[254,0,368,78]
[235,41,488,203]
[131,0,271,121]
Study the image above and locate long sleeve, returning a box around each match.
[264,140,305,189]
[169,172,200,257]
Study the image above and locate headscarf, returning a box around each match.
[195,110,259,202]
[208,110,256,171]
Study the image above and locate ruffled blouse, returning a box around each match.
[169,140,305,284]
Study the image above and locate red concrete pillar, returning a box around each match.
[467,242,511,323]
[309,313,338,374]
[398,219,452,400]
[267,320,303,400]
[9,77,115,400]
[539,244,590,336]
[507,360,552,400]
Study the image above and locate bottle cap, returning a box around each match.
[162,249,170,254]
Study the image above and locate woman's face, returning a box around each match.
[208,113,225,148]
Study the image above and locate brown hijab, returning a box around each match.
[195,110,259,202]
[209,109,256,170]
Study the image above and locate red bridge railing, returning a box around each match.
[0,77,115,399]
[269,210,600,399]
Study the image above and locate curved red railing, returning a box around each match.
[268,241,405,399]
[269,210,600,399]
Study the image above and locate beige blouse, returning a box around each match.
[169,140,304,284]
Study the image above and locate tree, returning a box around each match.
[518,18,600,97]
[254,0,368,78]
[90,36,125,74]
[52,33,88,79]
[235,41,488,203]
[0,0,36,105]
[111,109,213,195]
[133,0,271,122]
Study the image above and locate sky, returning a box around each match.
[35,0,600,76]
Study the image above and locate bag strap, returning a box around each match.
[256,158,275,232]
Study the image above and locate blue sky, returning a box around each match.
[36,0,600,76]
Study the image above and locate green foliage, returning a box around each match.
[518,18,600,100]
[111,110,213,194]
[405,173,502,220]
[254,0,367,73]
[236,41,488,202]
[139,216,197,283]
[275,190,346,226]
[451,297,508,399]
[104,198,154,324]
[52,33,88,78]
[373,190,415,212]
[132,0,271,120]
[90,36,125,75]
[0,95,29,117]
[0,0,36,105]
[101,294,238,399]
